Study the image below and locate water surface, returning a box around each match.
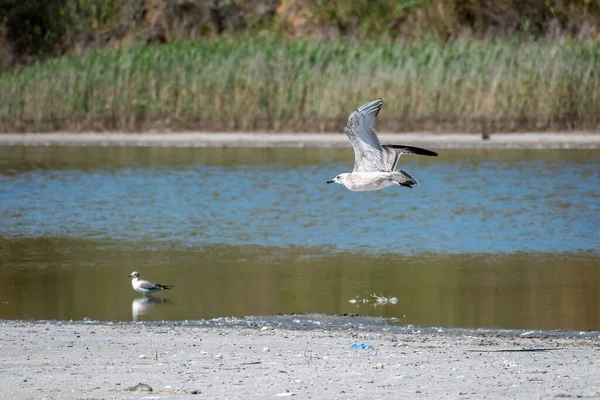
[0,146,598,330]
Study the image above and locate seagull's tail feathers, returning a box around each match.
[156,284,173,290]
[393,170,419,188]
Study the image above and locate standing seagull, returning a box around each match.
[129,271,173,296]
[327,99,438,191]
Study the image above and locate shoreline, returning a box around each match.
[1,318,600,399]
[1,132,600,149]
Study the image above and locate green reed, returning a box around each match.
[1,38,599,132]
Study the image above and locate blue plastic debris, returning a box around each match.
[350,343,374,349]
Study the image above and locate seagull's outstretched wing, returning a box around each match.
[382,145,438,171]
[344,99,385,172]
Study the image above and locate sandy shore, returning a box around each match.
[1,132,600,148]
[2,319,599,399]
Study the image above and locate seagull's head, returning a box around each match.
[129,271,140,279]
[327,173,351,186]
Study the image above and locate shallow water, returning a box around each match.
[0,146,599,330]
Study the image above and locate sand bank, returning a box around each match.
[1,319,599,399]
[1,132,600,148]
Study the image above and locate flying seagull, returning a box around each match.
[327,98,438,191]
[129,271,173,296]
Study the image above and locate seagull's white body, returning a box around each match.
[333,171,417,192]
[328,99,438,191]
[129,271,172,296]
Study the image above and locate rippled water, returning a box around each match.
[0,146,599,330]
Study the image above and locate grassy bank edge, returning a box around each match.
[2,39,600,134]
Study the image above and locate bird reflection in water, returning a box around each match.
[132,296,168,321]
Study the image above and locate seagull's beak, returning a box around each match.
[326,180,334,184]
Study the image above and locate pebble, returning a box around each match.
[124,383,153,393]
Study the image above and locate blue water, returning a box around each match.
[1,148,598,254]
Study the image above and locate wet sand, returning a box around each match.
[1,132,600,148]
[1,319,599,399]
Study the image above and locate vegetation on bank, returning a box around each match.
[1,39,600,133]
[1,1,600,132]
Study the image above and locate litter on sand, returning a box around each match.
[350,343,374,350]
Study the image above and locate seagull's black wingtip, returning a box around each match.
[386,145,438,157]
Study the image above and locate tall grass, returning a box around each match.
[1,38,599,132]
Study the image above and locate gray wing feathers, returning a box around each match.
[344,99,385,172]
[382,145,438,171]
[139,280,170,291]
[344,99,439,172]
[138,280,159,290]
